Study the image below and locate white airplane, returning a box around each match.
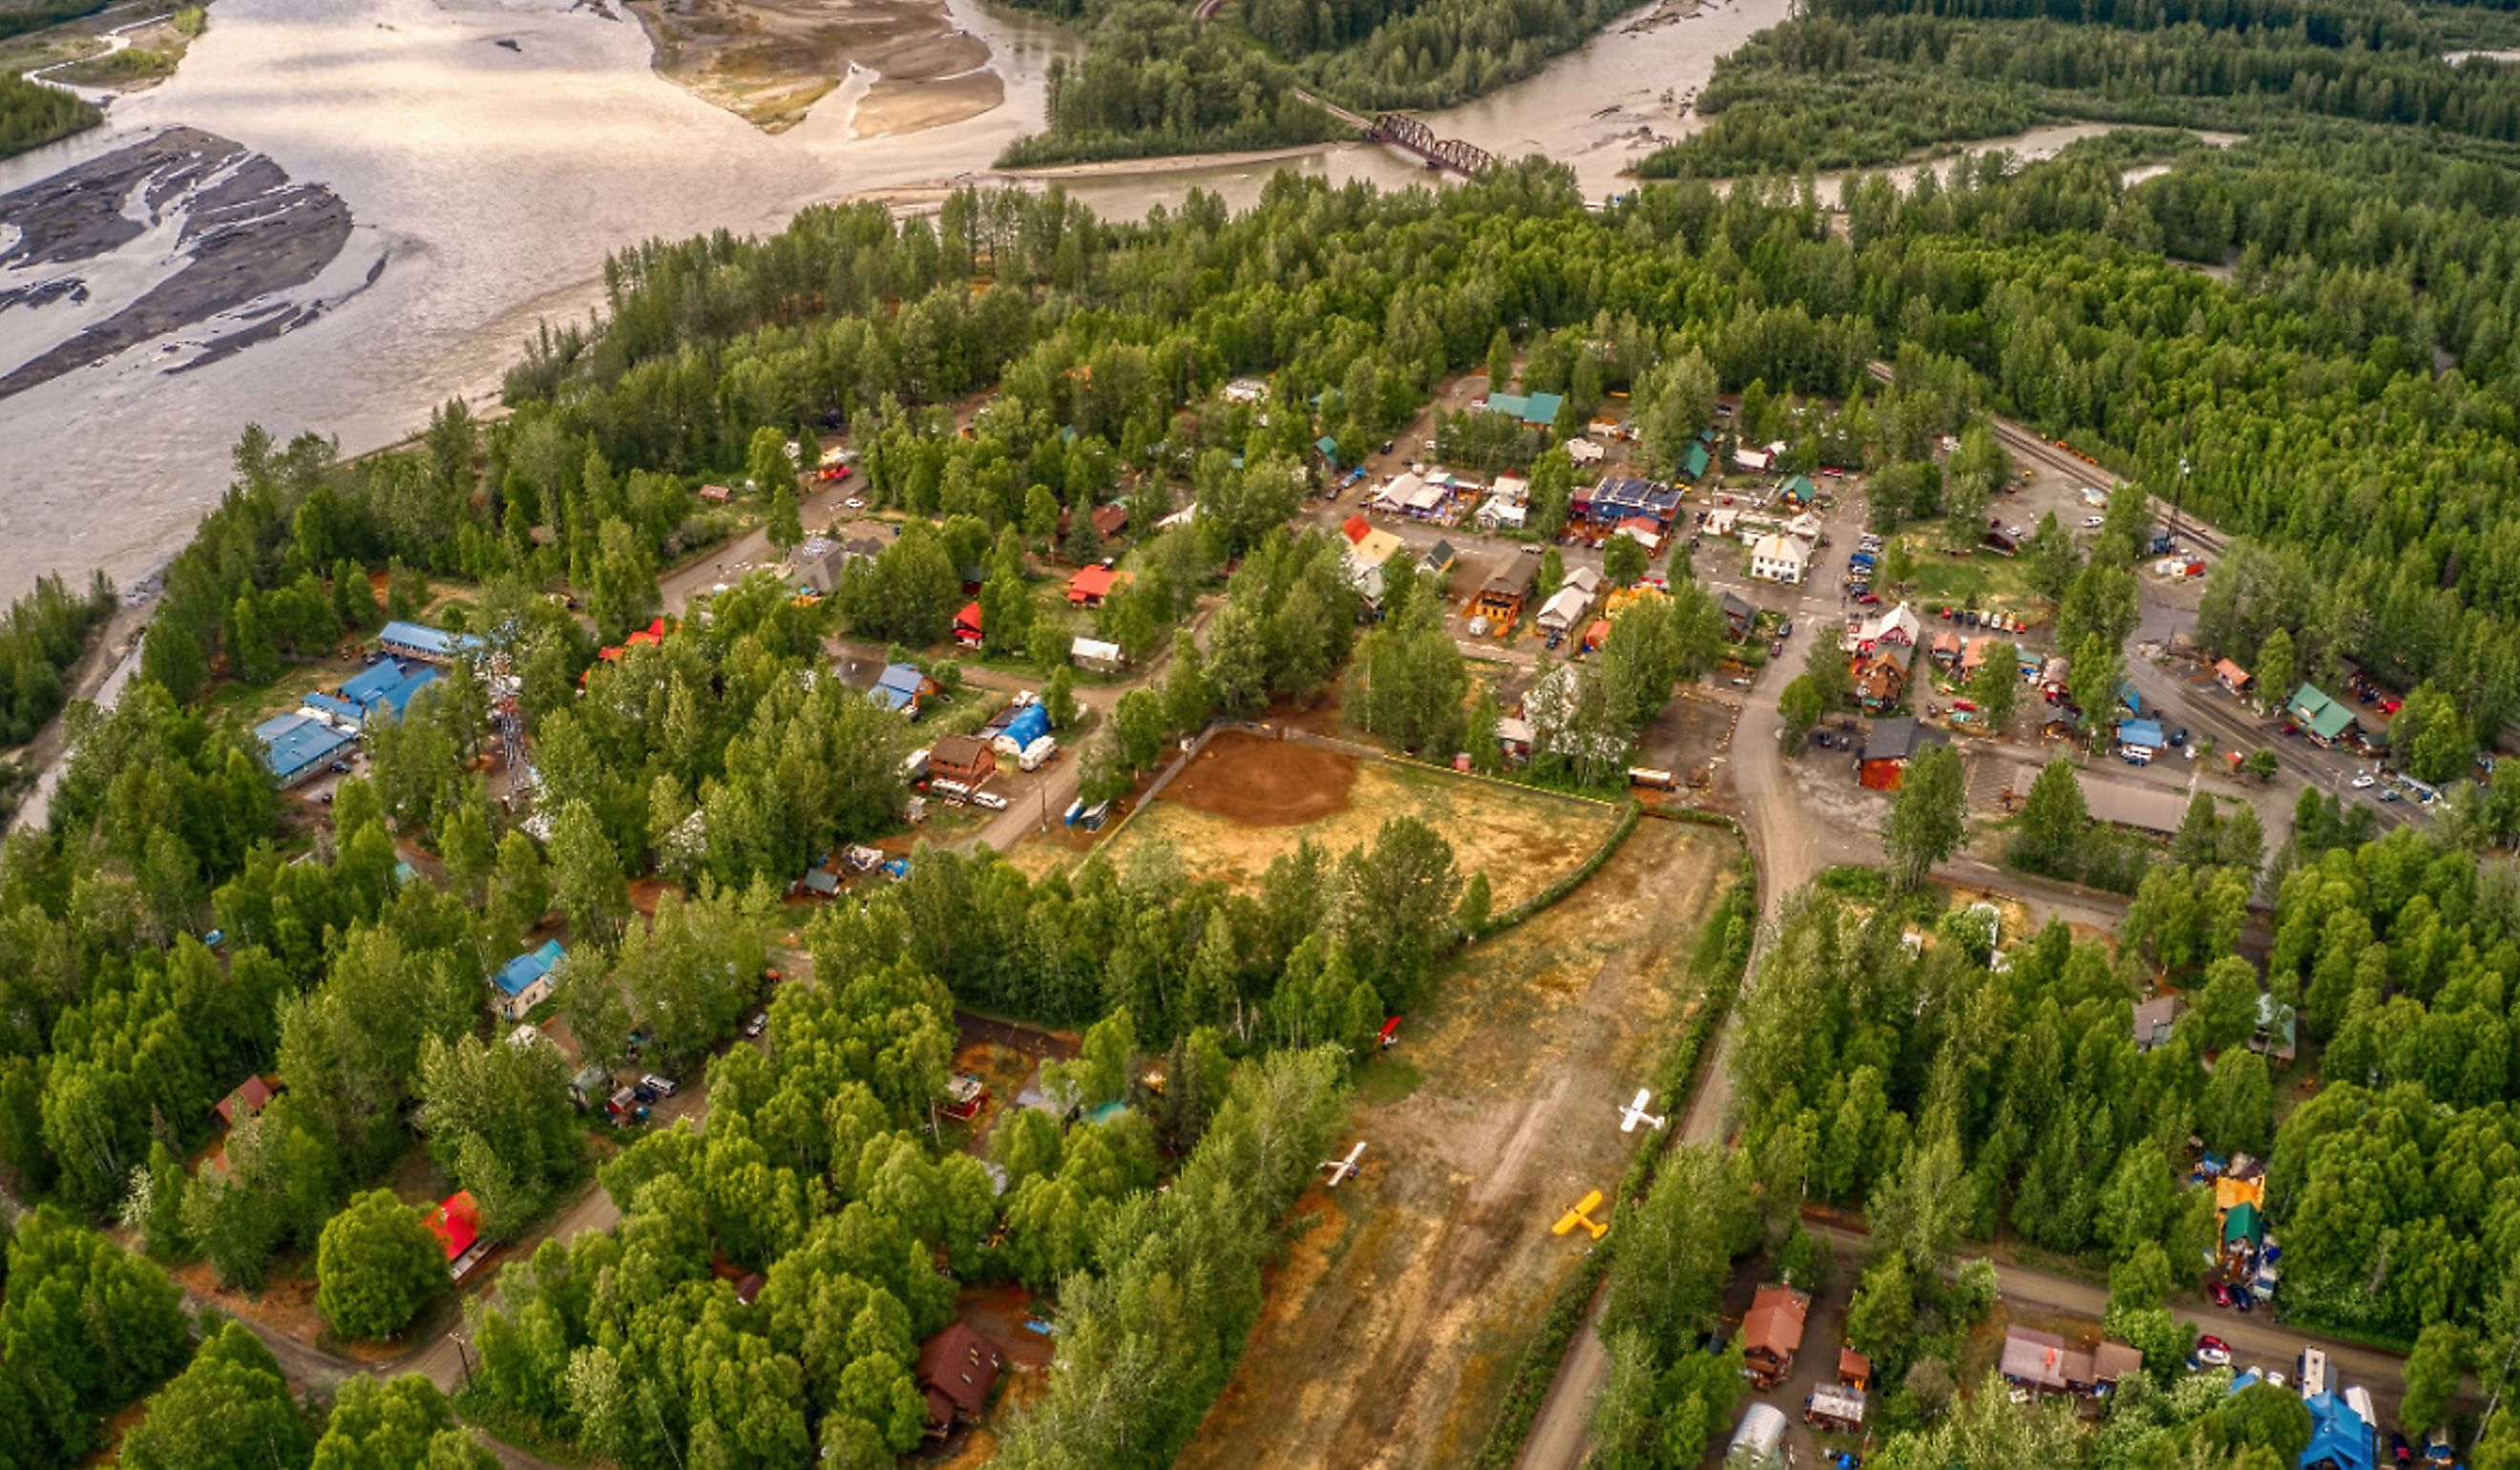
[1618,1088,1666,1134]
[1320,1141,1368,1187]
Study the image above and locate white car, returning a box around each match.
[745,1012,767,1038]
[971,791,1009,811]
[2351,773,2376,789]
[844,496,865,510]
[2194,1345,2232,1367]
[2083,514,2106,528]
[640,1072,678,1097]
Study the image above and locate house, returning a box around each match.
[2041,655,2073,698]
[2214,659,2254,695]
[1313,434,1341,467]
[1779,473,1816,506]
[1565,437,1606,466]
[698,483,734,504]
[427,1190,492,1282]
[1720,592,1755,641]
[1564,564,1604,599]
[1491,473,1529,505]
[1067,565,1123,607]
[1477,496,1527,531]
[1999,1327,2141,1397]
[1578,477,1685,533]
[378,620,483,664]
[1222,376,1268,404]
[1733,446,1773,473]
[954,601,985,649]
[872,662,938,716]
[1472,562,1537,624]
[1536,584,1593,638]
[1483,390,1564,429]
[1851,602,1923,654]
[1611,519,1661,556]
[254,712,356,787]
[1058,502,1132,541]
[2132,994,2186,1051]
[1679,440,1712,481]
[929,733,998,788]
[1859,716,1942,791]
[214,1075,280,1130]
[2117,718,2166,757]
[492,939,567,1021]
[1496,715,1535,763]
[1742,1285,1809,1389]
[1072,637,1125,674]
[794,525,894,596]
[1421,539,1460,578]
[2298,1389,2376,1470]
[2078,772,2190,836]
[1929,630,1964,668]
[1347,523,1405,569]
[915,1323,1003,1435]
[2288,682,2359,746]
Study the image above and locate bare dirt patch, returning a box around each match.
[854,68,1003,136]
[1163,730,1359,827]
[1181,821,1746,1470]
[1106,739,1618,910]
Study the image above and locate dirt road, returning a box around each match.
[1182,820,1744,1470]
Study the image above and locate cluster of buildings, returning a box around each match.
[255,620,478,786]
[1997,1324,2144,1401]
[1842,603,1923,713]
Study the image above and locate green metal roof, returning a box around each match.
[2289,682,2356,741]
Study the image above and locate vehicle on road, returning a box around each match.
[2194,1336,2230,1367]
[640,1072,678,1097]
[2352,773,2376,789]
[2379,787,2403,803]
[971,791,1009,810]
[2236,1287,2255,1312]
[1778,620,1793,638]
[745,1012,767,1039]
[2084,514,2106,527]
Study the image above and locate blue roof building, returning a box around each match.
[339,659,439,723]
[378,620,483,663]
[2300,1390,2374,1470]
[254,712,356,787]
[2117,718,2166,751]
[872,662,934,715]
[491,939,567,1021]
[302,692,365,724]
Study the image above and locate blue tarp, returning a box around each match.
[1002,704,1050,749]
[2118,719,2166,750]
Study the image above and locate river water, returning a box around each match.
[0,0,1788,604]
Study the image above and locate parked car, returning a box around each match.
[971,791,1009,811]
[2084,514,2106,527]
[1778,620,1794,638]
[2195,1334,2230,1364]
[631,1084,659,1104]
[2352,772,2376,789]
[640,1072,678,1097]
[2194,1344,2231,1367]
[2235,1287,2255,1312]
[2379,787,2403,803]
[2208,1282,2232,1307]
[745,1012,767,1039]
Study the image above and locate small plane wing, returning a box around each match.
[1629,1086,1652,1113]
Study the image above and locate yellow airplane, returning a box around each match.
[1553,1189,1608,1240]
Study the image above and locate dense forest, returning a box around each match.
[1643,0,2520,176]
[0,71,98,158]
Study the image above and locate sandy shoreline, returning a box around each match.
[620,0,1006,135]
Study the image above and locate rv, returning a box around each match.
[1019,735,1059,771]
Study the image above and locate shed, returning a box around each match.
[1680,440,1712,480]
[954,601,984,648]
[2215,659,2253,694]
[1805,1384,1865,1431]
[1071,637,1125,674]
[215,1075,280,1130]
[1727,1403,1789,1470]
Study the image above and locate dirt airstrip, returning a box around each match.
[1178,817,1744,1470]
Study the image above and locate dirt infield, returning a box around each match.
[1162,730,1360,827]
[1108,746,1616,910]
[1178,820,1746,1470]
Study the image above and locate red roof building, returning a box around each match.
[955,601,984,648]
[1067,565,1122,606]
[214,1075,280,1130]
[915,1323,1003,1432]
[428,1190,480,1262]
[1341,514,1373,546]
[597,618,671,662]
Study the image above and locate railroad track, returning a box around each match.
[1861,360,2228,555]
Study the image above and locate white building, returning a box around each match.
[1749,534,1808,584]
[1565,438,1606,466]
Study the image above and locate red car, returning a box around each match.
[2196,1334,2228,1354]
[2208,1282,2232,1307]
